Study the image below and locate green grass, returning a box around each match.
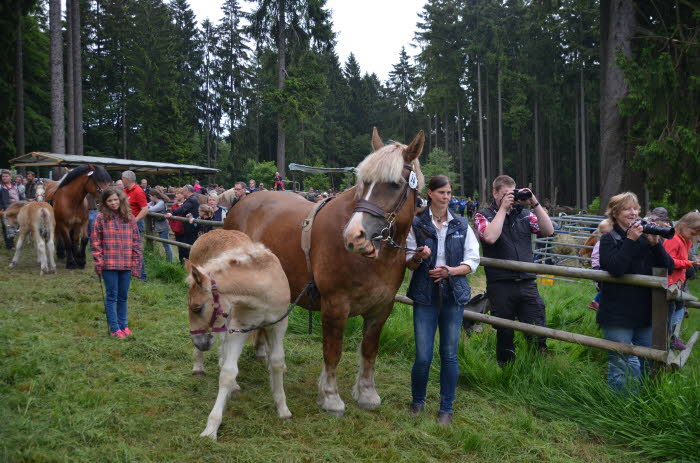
[1,246,699,462]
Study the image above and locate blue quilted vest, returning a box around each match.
[406,209,472,306]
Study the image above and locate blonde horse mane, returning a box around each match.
[354,143,424,197]
[186,244,271,286]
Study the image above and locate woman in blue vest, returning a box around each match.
[405,175,481,426]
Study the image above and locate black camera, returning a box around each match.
[511,188,533,202]
[634,219,675,239]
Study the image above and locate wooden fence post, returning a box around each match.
[651,267,669,374]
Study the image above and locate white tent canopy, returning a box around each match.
[10,152,219,175]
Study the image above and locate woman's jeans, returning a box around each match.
[103,270,132,333]
[600,325,652,392]
[411,294,463,414]
[158,230,173,262]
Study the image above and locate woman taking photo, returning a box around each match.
[598,192,674,392]
[405,175,480,426]
[91,188,142,338]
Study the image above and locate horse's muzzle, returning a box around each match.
[191,333,214,351]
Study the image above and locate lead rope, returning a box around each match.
[227,281,313,334]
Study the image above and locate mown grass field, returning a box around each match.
[1,244,699,463]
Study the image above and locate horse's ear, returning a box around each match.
[185,259,204,286]
[86,164,95,176]
[371,127,384,152]
[404,131,425,163]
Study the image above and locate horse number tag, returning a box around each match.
[87,171,94,176]
[408,171,418,189]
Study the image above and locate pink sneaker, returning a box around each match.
[588,301,599,311]
[111,329,126,339]
[123,328,133,336]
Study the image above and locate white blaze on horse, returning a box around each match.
[184,229,292,441]
[5,201,57,275]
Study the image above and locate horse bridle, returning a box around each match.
[352,163,421,252]
[189,278,228,335]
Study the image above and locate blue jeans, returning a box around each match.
[102,270,132,333]
[411,295,463,414]
[87,210,98,249]
[158,230,173,262]
[600,325,652,393]
[668,300,685,336]
[137,220,146,280]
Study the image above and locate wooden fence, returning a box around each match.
[143,213,698,370]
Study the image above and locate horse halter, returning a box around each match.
[353,163,419,250]
[189,278,229,335]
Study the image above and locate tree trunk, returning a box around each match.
[580,65,587,208]
[548,121,554,204]
[485,70,491,181]
[477,60,486,202]
[599,0,636,212]
[575,101,581,208]
[49,0,65,153]
[66,0,75,155]
[15,17,25,157]
[276,0,287,176]
[72,0,83,155]
[457,100,464,197]
[122,100,127,159]
[534,99,540,196]
[444,107,448,156]
[497,63,503,174]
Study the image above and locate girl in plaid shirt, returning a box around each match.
[91,188,142,338]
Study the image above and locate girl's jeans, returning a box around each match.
[158,230,173,262]
[411,296,463,414]
[600,325,652,392]
[103,270,132,333]
[668,300,685,336]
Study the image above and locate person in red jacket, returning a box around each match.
[91,188,142,339]
[663,211,700,350]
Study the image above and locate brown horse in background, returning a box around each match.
[224,129,424,416]
[51,164,112,269]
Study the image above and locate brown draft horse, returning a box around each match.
[224,128,424,416]
[50,164,112,269]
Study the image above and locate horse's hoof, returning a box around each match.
[199,430,217,441]
[192,370,205,377]
[327,409,345,418]
[357,400,381,410]
[8,262,16,269]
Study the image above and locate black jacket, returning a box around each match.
[171,195,200,237]
[0,187,9,210]
[597,223,674,328]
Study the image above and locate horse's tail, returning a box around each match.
[38,207,52,242]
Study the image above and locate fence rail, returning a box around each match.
[141,212,698,368]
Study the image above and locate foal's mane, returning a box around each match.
[197,245,271,277]
[354,143,424,197]
[57,164,111,190]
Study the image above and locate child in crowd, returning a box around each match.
[91,188,142,338]
[662,211,700,350]
[189,204,214,238]
[589,218,613,311]
[169,188,186,263]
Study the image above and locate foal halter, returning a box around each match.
[353,163,421,252]
[189,278,228,335]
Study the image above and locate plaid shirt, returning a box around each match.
[91,212,142,276]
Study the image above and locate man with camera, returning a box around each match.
[474,175,554,365]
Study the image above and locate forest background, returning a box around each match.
[0,0,698,213]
